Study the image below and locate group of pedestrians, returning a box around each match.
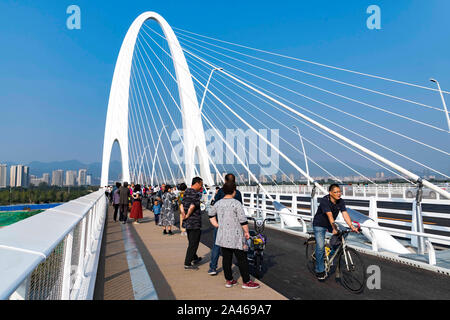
[108,173,260,289]
[108,172,360,290]
[180,174,260,290]
[110,182,143,224]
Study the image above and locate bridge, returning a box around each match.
[1,11,450,300]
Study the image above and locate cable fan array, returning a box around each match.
[125,20,450,192]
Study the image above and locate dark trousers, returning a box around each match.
[113,204,120,221]
[221,247,250,283]
[184,229,201,266]
[154,214,160,225]
[119,204,128,222]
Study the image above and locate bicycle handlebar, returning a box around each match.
[332,221,362,233]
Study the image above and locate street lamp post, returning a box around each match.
[293,125,310,187]
[199,67,224,113]
[151,125,168,186]
[430,78,450,132]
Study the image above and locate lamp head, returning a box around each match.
[430,78,437,83]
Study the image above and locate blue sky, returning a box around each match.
[0,0,449,176]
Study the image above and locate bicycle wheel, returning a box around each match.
[338,247,366,293]
[305,239,316,276]
[254,253,262,279]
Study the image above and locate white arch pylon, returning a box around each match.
[101,12,214,187]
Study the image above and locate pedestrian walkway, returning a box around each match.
[95,205,287,300]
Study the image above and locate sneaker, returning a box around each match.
[184,264,199,270]
[192,257,202,265]
[316,272,326,281]
[163,230,167,235]
[168,230,173,235]
[208,268,218,275]
[225,279,238,288]
[242,280,260,289]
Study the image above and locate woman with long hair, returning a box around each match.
[130,184,143,224]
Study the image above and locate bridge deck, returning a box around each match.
[94,205,287,300]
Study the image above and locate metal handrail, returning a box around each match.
[0,190,106,300]
[244,205,450,266]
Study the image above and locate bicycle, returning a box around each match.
[246,217,275,279]
[305,222,366,293]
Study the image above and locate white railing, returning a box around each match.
[240,189,450,247]
[244,204,450,266]
[0,190,107,300]
[240,184,449,200]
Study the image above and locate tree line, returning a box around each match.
[0,183,99,206]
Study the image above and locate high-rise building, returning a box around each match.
[0,164,6,188]
[86,174,92,186]
[78,169,87,186]
[30,175,42,186]
[65,170,77,186]
[52,170,64,187]
[10,165,29,187]
[42,173,50,185]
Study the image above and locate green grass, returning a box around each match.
[0,210,45,227]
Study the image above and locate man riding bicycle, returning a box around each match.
[313,184,359,281]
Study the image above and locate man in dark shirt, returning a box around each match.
[119,182,130,224]
[207,173,243,275]
[182,177,204,270]
[312,184,359,280]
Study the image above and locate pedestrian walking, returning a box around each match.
[209,182,260,289]
[178,183,187,236]
[208,174,243,276]
[182,177,204,270]
[119,182,130,224]
[112,182,121,222]
[153,199,162,225]
[160,185,177,235]
[130,184,143,224]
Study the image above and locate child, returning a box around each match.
[153,199,162,226]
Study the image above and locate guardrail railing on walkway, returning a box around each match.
[240,190,450,246]
[0,190,107,300]
[244,204,450,267]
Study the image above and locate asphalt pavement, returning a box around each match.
[198,214,450,300]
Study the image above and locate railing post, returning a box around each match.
[426,239,436,265]
[412,179,426,255]
[61,230,74,300]
[249,192,254,216]
[310,185,317,218]
[262,194,267,221]
[76,216,87,287]
[369,196,378,223]
[292,194,297,215]
[369,229,378,252]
